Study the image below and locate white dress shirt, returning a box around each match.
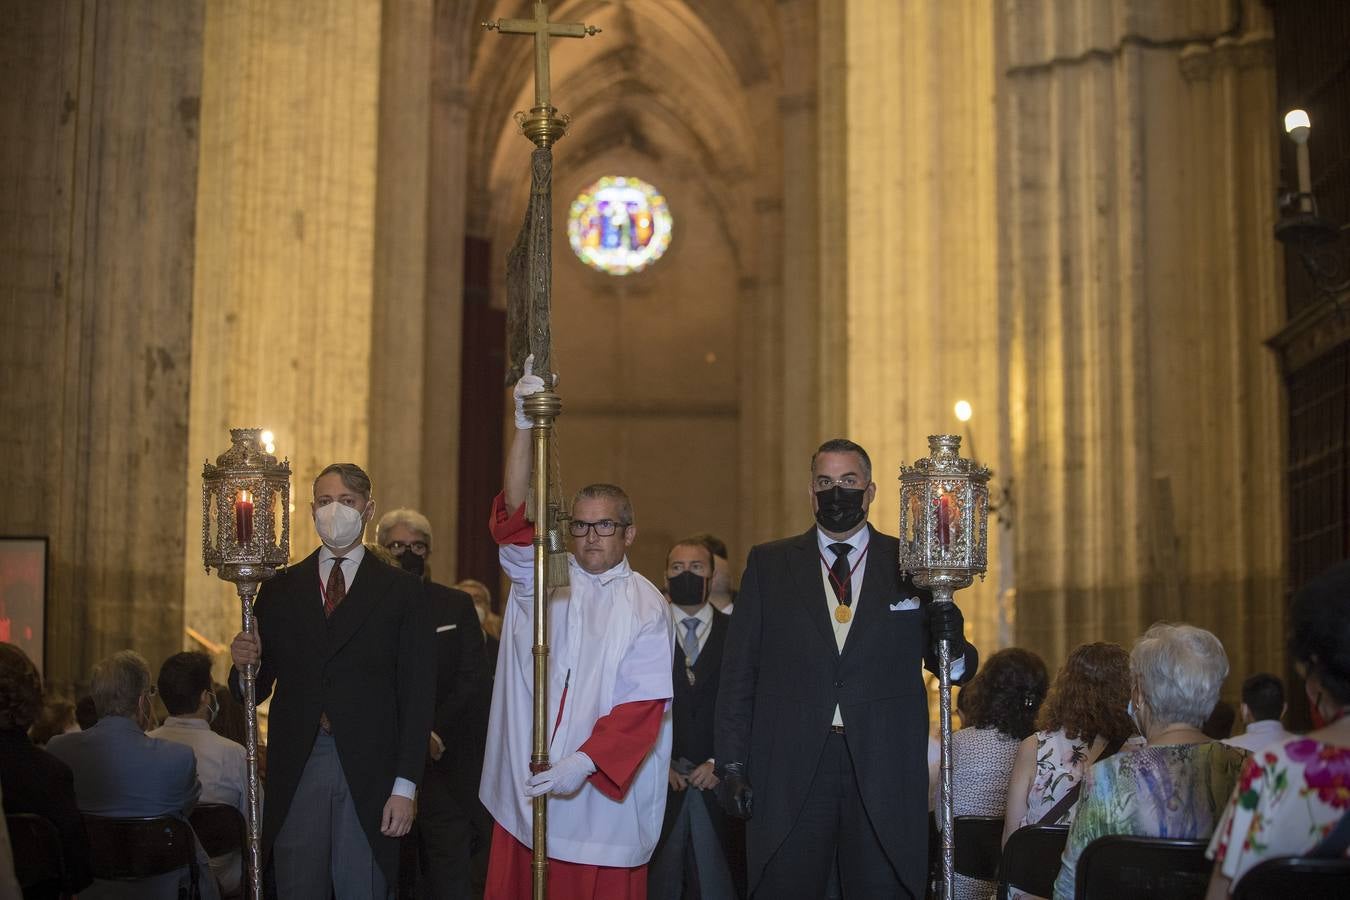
[316,543,416,801]
[669,600,715,659]
[1223,719,1295,753]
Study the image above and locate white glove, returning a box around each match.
[513,354,549,430]
[524,751,595,797]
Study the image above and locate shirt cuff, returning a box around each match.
[950,655,967,681]
[392,777,417,800]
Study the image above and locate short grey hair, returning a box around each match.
[376,508,434,549]
[572,484,634,525]
[1131,623,1229,728]
[91,650,151,719]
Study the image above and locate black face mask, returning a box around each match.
[814,486,868,534]
[398,551,426,578]
[668,571,708,607]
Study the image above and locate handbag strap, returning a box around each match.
[1039,734,1128,825]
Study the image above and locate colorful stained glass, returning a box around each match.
[567,176,673,275]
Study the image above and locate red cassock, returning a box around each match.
[483,497,671,900]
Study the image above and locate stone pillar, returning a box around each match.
[184,0,396,647]
[0,0,204,692]
[835,0,1002,651]
[1000,0,1283,678]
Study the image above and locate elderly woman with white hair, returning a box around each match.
[1051,623,1247,900]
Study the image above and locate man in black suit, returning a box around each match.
[377,507,488,900]
[715,439,976,899]
[229,463,434,899]
[649,538,739,900]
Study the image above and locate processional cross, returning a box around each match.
[482,6,599,899]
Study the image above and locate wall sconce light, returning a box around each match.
[1274,109,1350,299]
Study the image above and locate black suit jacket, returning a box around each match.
[714,524,978,896]
[0,728,93,898]
[660,608,731,848]
[423,581,488,791]
[229,548,434,883]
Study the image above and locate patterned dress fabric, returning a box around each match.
[1051,741,1247,900]
[951,726,1021,900]
[1207,736,1350,885]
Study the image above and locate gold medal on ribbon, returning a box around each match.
[835,605,852,624]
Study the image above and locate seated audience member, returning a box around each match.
[1221,673,1294,753]
[75,694,98,730]
[951,648,1048,900]
[149,652,248,898]
[1052,624,1246,900]
[209,680,247,747]
[1203,699,1237,741]
[1003,642,1137,847]
[1205,562,1350,896]
[29,698,79,745]
[0,642,93,898]
[47,650,218,900]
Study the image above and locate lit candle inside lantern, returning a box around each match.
[235,489,254,544]
[935,493,953,550]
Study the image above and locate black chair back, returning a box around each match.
[996,823,1069,900]
[954,816,1004,881]
[6,813,66,891]
[82,813,199,896]
[189,803,246,890]
[1232,856,1350,899]
[1074,835,1210,900]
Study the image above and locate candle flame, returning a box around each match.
[237,489,253,504]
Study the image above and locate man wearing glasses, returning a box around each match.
[480,358,674,899]
[377,508,487,900]
[715,438,977,899]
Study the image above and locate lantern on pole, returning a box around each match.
[202,427,291,900]
[898,434,990,900]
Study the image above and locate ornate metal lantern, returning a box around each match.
[202,427,291,900]
[898,434,990,900]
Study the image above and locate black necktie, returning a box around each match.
[829,542,852,608]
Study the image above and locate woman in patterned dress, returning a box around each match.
[1002,642,1137,849]
[950,648,1049,900]
[1051,624,1247,900]
[1205,561,1350,897]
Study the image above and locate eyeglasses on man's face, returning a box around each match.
[568,519,630,538]
[385,540,429,556]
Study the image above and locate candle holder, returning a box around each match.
[898,434,990,900]
[202,427,291,900]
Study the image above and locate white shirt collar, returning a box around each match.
[161,716,211,730]
[320,543,366,568]
[570,554,632,587]
[816,523,870,558]
[670,600,714,629]
[1245,719,1285,734]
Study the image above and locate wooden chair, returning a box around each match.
[189,803,246,892]
[6,813,67,895]
[996,823,1069,900]
[1232,855,1350,899]
[1073,834,1211,900]
[82,814,199,898]
[953,815,1005,882]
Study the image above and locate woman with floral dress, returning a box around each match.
[1002,642,1138,847]
[1205,561,1350,897]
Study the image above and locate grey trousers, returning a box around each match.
[272,732,390,900]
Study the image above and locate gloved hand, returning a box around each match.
[716,762,753,819]
[928,601,967,658]
[524,751,595,797]
[513,354,550,430]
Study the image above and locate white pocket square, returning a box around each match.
[436,624,458,633]
[889,598,921,612]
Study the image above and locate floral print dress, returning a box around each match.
[1207,737,1350,885]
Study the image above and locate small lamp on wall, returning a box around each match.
[1274,108,1350,299]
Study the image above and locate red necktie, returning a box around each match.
[324,558,347,618]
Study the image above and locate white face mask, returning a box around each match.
[314,502,366,550]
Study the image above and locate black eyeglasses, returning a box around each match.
[568,519,630,537]
[385,540,429,556]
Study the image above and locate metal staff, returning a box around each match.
[899,435,990,900]
[202,428,291,900]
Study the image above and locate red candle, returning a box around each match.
[234,490,254,544]
[936,493,953,549]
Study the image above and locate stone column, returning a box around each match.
[0,0,204,692]
[185,0,394,646]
